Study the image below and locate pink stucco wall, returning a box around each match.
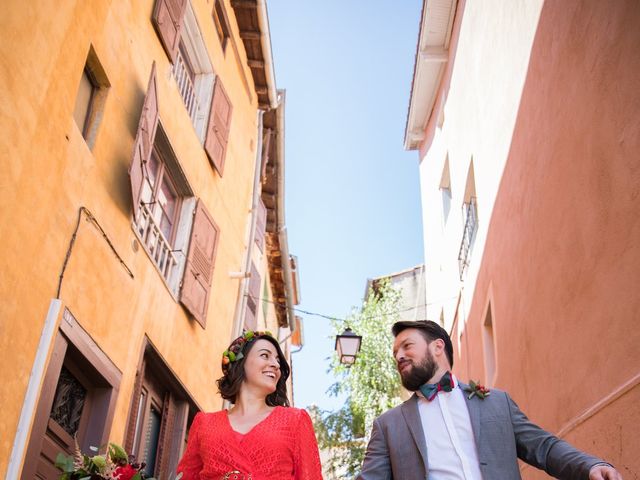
[450,0,640,476]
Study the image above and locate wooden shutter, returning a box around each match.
[180,199,219,328]
[255,199,267,252]
[124,359,146,454]
[244,263,260,330]
[248,263,261,308]
[129,63,159,216]
[152,0,188,62]
[260,128,272,181]
[157,392,177,476]
[204,78,232,175]
[244,304,256,331]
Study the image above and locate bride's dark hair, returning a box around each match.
[217,333,290,407]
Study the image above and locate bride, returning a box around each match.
[177,330,323,479]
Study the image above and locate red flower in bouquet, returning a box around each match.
[114,464,138,480]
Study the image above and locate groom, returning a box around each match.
[357,320,622,479]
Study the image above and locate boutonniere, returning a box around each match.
[464,380,491,400]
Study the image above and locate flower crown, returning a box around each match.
[222,330,273,372]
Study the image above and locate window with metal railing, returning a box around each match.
[134,149,183,285]
[173,43,200,124]
[135,203,179,282]
[167,2,215,144]
[457,197,478,279]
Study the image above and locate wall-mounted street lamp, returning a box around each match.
[335,327,362,366]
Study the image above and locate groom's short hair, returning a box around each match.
[392,320,454,367]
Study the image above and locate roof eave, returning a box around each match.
[231,0,278,109]
[403,0,458,151]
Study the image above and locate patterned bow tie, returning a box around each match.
[419,371,455,401]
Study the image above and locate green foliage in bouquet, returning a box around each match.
[54,439,159,480]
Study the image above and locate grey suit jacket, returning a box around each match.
[357,385,604,479]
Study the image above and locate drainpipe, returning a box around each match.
[231,109,264,340]
[275,90,296,333]
[6,300,62,479]
[256,0,278,109]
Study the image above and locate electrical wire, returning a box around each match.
[243,292,458,324]
[56,207,134,298]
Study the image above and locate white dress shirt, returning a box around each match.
[416,375,484,480]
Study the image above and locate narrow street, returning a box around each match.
[0,1,638,479]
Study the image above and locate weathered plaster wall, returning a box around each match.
[419,0,640,474]
[0,0,266,474]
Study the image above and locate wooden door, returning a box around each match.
[22,312,121,480]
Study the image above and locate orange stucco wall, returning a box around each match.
[0,0,275,475]
[449,0,640,476]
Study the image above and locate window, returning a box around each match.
[457,159,478,279]
[153,0,229,151]
[457,197,477,279]
[132,370,164,477]
[483,303,497,386]
[262,278,269,327]
[140,149,182,245]
[73,70,96,134]
[255,198,267,252]
[130,64,220,328]
[21,309,121,480]
[152,0,188,63]
[152,0,233,174]
[49,365,88,437]
[212,0,231,53]
[126,343,198,479]
[174,43,199,121]
[245,262,261,331]
[171,2,216,142]
[439,154,452,225]
[72,46,109,148]
[134,126,194,290]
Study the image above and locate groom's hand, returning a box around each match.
[589,464,622,480]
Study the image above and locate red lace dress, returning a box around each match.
[176,406,323,480]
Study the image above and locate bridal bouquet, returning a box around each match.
[55,441,161,480]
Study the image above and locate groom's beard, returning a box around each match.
[398,352,438,391]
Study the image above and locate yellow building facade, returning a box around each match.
[0,1,301,478]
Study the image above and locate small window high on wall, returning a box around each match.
[212,0,231,53]
[439,154,452,225]
[72,46,110,148]
[483,302,497,386]
[458,158,478,279]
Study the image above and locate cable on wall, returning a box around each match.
[56,206,134,298]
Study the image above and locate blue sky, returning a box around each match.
[268,1,425,410]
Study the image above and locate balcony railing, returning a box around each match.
[173,50,199,123]
[135,203,178,281]
[457,197,477,280]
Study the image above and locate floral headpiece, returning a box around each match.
[222,330,274,372]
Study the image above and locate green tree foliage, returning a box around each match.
[312,280,403,478]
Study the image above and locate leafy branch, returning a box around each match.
[312,280,402,478]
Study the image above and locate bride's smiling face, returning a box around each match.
[243,339,282,393]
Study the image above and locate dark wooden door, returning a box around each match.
[34,362,93,479]
[22,318,120,480]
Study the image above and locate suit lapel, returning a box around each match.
[400,394,428,470]
[460,382,482,448]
